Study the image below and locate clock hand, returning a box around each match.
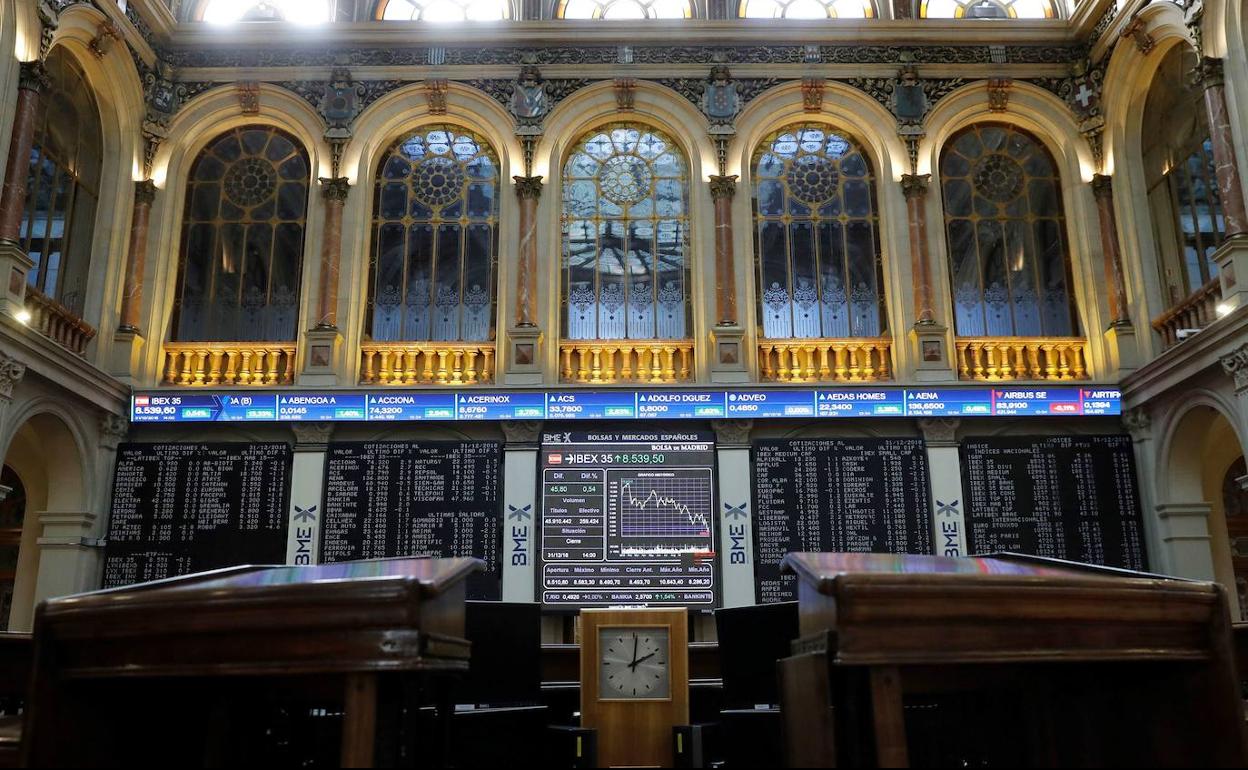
[632,652,657,666]
[631,635,638,667]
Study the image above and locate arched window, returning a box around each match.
[740,0,873,17]
[19,49,101,317]
[557,0,692,18]
[1143,45,1224,306]
[563,124,691,341]
[197,1,332,23]
[753,124,885,339]
[378,0,512,18]
[368,126,499,343]
[940,124,1076,337]
[921,0,1055,18]
[173,126,310,343]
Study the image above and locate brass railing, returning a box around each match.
[1152,277,1222,348]
[162,343,297,386]
[955,337,1089,381]
[759,338,893,383]
[24,286,96,356]
[559,340,695,384]
[360,342,496,385]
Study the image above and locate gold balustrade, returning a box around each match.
[759,338,893,383]
[24,286,96,356]
[1152,276,1222,349]
[162,343,297,386]
[360,342,495,385]
[559,340,694,384]
[955,337,1089,381]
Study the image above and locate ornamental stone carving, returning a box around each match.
[1122,407,1151,438]
[291,422,334,447]
[1221,344,1248,391]
[501,421,543,445]
[918,418,960,446]
[711,420,752,447]
[0,353,26,400]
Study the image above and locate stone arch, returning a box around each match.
[0,404,91,632]
[142,84,330,383]
[922,81,1108,374]
[340,82,523,380]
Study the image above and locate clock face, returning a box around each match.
[599,626,671,700]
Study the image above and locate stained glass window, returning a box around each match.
[19,49,101,317]
[378,0,512,20]
[753,124,886,340]
[940,124,1077,337]
[557,0,692,18]
[562,124,691,341]
[920,0,1055,17]
[173,126,310,342]
[197,1,331,23]
[368,126,499,343]
[739,0,873,18]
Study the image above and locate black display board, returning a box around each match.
[960,435,1147,570]
[321,441,503,600]
[752,438,932,604]
[103,442,292,588]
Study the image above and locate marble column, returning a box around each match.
[514,175,542,328]
[709,175,738,326]
[1091,175,1131,326]
[0,62,48,245]
[315,177,350,329]
[902,174,936,324]
[1196,59,1248,237]
[118,181,157,332]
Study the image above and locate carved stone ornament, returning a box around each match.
[426,78,448,115]
[614,78,636,111]
[0,353,26,400]
[89,19,123,59]
[236,81,261,115]
[1091,173,1113,200]
[1121,16,1156,56]
[37,0,59,61]
[987,78,1012,113]
[901,173,930,199]
[1191,57,1225,91]
[702,65,740,126]
[918,418,959,445]
[134,179,157,206]
[708,175,737,201]
[801,76,824,113]
[510,65,549,125]
[1221,344,1248,391]
[291,422,334,447]
[18,61,49,95]
[501,420,543,445]
[99,413,130,444]
[1122,407,1151,438]
[711,419,752,447]
[514,175,544,200]
[319,68,363,133]
[319,176,351,203]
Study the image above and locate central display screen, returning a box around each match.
[538,431,717,609]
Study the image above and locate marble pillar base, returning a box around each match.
[1104,322,1139,375]
[909,322,956,382]
[109,329,146,384]
[34,510,102,605]
[300,327,343,386]
[709,324,749,383]
[0,240,33,320]
[1154,502,1216,581]
[504,325,544,385]
[1213,235,1248,314]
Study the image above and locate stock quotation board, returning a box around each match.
[539,431,717,609]
[103,443,291,588]
[752,438,932,603]
[960,435,1147,570]
[131,386,1123,423]
[321,441,503,600]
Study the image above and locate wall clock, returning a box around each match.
[580,608,689,767]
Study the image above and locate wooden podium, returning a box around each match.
[22,557,482,767]
[778,552,1248,767]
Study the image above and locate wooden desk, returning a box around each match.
[22,557,481,767]
[779,552,1248,767]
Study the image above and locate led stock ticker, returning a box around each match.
[131,387,1122,424]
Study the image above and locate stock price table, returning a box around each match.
[103,443,291,588]
[321,441,503,599]
[752,438,932,603]
[539,432,717,609]
[961,435,1147,569]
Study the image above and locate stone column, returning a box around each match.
[709,175,738,326]
[1091,175,1131,326]
[501,421,541,603]
[0,62,47,246]
[286,423,333,566]
[513,175,542,328]
[919,418,967,558]
[1196,59,1248,237]
[118,181,157,333]
[712,420,754,608]
[315,177,350,330]
[901,174,935,325]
